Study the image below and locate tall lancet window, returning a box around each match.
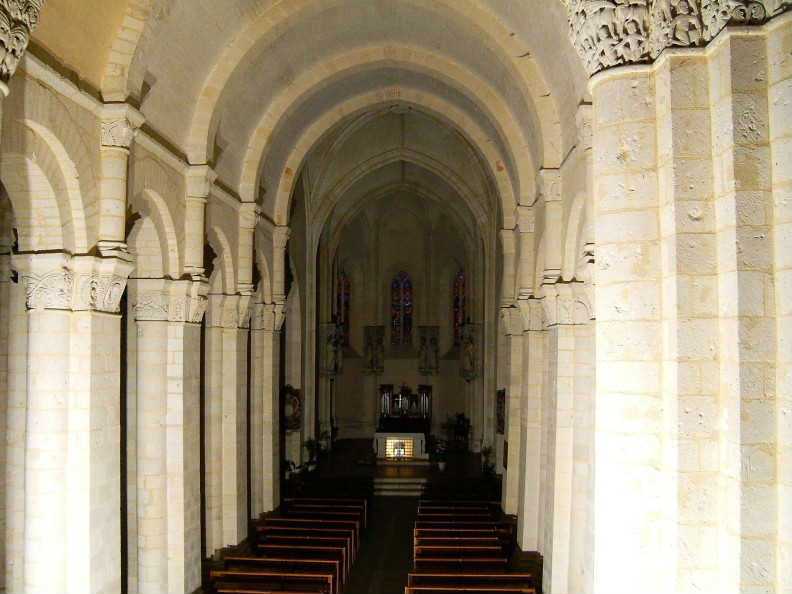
[453,269,466,345]
[337,270,351,346]
[391,271,413,345]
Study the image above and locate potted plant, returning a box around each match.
[303,438,323,471]
[429,437,448,471]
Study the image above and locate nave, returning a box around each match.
[206,447,539,594]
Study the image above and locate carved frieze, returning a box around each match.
[130,278,208,322]
[568,0,792,76]
[0,0,44,84]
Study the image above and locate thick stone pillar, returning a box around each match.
[708,31,776,593]
[539,285,576,594]
[0,243,10,590]
[499,307,523,516]
[205,293,250,549]
[251,303,284,515]
[128,278,207,594]
[184,166,215,278]
[768,14,792,593]
[13,252,131,594]
[590,67,670,594]
[516,299,543,551]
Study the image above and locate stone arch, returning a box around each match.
[251,88,515,229]
[183,0,562,167]
[223,46,537,203]
[312,148,491,237]
[207,225,236,294]
[255,247,273,305]
[101,0,154,101]
[128,189,180,279]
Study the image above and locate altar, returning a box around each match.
[374,384,431,460]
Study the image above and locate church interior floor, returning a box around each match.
[342,496,417,594]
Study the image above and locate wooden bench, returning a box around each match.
[222,557,340,594]
[413,557,509,571]
[260,518,359,552]
[407,572,533,588]
[254,544,349,578]
[257,535,352,567]
[414,545,504,559]
[283,497,368,527]
[404,586,536,594]
[210,568,332,594]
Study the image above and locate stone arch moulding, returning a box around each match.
[562,192,587,282]
[223,46,540,203]
[182,0,563,167]
[311,148,492,238]
[132,189,181,279]
[0,117,91,254]
[255,246,274,305]
[248,87,517,230]
[207,225,236,295]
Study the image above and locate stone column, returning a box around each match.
[251,303,284,515]
[184,166,215,278]
[590,67,669,594]
[768,14,792,593]
[0,240,10,590]
[13,252,132,594]
[539,284,576,594]
[499,307,523,516]
[205,293,250,548]
[516,298,543,551]
[128,278,207,594]
[98,104,144,255]
[708,31,776,593]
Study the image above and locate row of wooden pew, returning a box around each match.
[208,496,368,594]
[405,499,535,594]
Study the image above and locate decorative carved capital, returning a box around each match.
[273,226,291,250]
[12,252,133,312]
[0,0,44,86]
[500,306,524,336]
[99,103,145,149]
[540,282,593,327]
[251,302,286,332]
[569,0,792,77]
[129,278,208,323]
[518,298,545,332]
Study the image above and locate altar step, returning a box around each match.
[373,477,427,497]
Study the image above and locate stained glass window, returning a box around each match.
[453,269,466,345]
[336,270,351,346]
[391,271,413,345]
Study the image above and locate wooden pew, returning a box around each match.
[222,557,340,594]
[413,557,509,572]
[257,535,352,569]
[260,518,359,552]
[404,587,534,594]
[254,544,349,578]
[407,572,533,588]
[283,497,368,527]
[414,544,504,559]
[210,568,332,594]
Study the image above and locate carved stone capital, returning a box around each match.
[540,282,593,327]
[568,0,792,77]
[99,103,145,149]
[251,302,285,332]
[273,226,291,250]
[128,278,208,323]
[12,252,133,312]
[0,0,44,86]
[500,306,524,336]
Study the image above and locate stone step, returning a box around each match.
[373,477,427,497]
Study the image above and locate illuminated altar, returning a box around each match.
[374,384,431,460]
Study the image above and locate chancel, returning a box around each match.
[374,384,432,460]
[1,2,790,594]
